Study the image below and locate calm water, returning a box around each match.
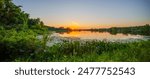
[56,31,146,41]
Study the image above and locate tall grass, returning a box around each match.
[14,40,150,62]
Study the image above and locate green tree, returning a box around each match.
[0,0,29,28]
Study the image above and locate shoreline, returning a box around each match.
[37,33,150,47]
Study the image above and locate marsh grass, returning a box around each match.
[14,39,150,62]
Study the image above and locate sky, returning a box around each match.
[13,0,150,29]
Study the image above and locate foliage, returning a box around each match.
[0,0,28,27]
[0,0,47,30]
[0,0,48,61]
[46,26,70,33]
[90,24,150,36]
[14,40,150,62]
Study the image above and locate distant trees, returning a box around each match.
[107,24,150,35]
[89,24,150,36]
[28,18,45,29]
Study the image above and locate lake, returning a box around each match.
[55,31,149,42]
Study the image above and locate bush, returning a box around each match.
[0,28,41,61]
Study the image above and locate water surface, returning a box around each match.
[57,31,145,41]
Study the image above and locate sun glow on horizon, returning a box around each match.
[68,21,80,30]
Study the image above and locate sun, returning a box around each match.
[69,21,80,30]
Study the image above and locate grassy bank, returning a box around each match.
[14,39,150,62]
[0,27,150,62]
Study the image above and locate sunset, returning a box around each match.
[13,0,150,29]
[0,0,150,62]
[1,0,150,78]
[68,21,80,29]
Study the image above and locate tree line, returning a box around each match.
[90,24,150,36]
